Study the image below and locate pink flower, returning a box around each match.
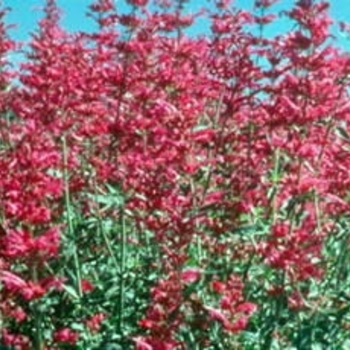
[205,306,229,324]
[1,228,32,258]
[181,268,201,284]
[81,279,95,293]
[10,306,27,322]
[35,226,61,258]
[85,313,106,333]
[211,280,226,293]
[53,327,79,345]
[1,271,46,300]
[127,0,148,6]
[236,302,258,315]
[133,337,153,350]
[2,329,31,349]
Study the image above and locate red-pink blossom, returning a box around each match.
[53,328,79,345]
[181,268,201,284]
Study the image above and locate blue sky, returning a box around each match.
[4,0,350,47]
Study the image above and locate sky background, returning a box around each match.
[4,1,350,48]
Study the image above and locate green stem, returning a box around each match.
[118,208,127,335]
[314,191,322,233]
[62,135,82,298]
[196,234,202,263]
[92,181,120,270]
[271,147,281,225]
[31,264,43,350]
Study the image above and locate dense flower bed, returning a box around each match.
[1,0,350,348]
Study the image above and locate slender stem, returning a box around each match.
[62,135,82,298]
[271,147,281,225]
[314,191,321,233]
[201,91,225,203]
[118,208,127,335]
[196,234,202,263]
[31,263,43,350]
[92,179,120,270]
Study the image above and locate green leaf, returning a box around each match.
[62,284,79,299]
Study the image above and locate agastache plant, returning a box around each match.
[1,0,350,349]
